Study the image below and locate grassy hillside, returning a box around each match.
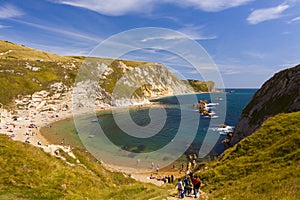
[0,40,215,108]
[197,111,300,199]
[0,40,67,61]
[0,58,78,106]
[0,134,168,200]
[0,40,153,107]
[186,79,215,92]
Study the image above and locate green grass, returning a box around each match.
[0,40,214,108]
[0,40,68,62]
[196,111,300,200]
[0,134,169,199]
[186,79,215,92]
[0,58,79,107]
[0,40,164,108]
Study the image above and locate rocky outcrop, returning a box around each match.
[0,40,210,112]
[14,60,194,112]
[231,64,300,145]
[72,61,194,108]
[14,82,71,112]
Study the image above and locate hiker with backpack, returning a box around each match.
[183,176,192,196]
[192,175,201,198]
[176,178,184,198]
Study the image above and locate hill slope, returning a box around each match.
[231,64,300,145]
[0,40,68,62]
[0,134,168,199]
[197,111,300,199]
[0,40,212,109]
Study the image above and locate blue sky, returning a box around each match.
[0,0,300,88]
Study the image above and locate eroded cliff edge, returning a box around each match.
[231,64,300,145]
[0,40,214,112]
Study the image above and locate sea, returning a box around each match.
[70,88,257,168]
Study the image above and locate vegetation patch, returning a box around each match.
[197,111,300,199]
[0,135,168,199]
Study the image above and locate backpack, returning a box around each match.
[180,190,185,198]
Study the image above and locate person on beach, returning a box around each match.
[150,173,155,179]
[192,175,201,198]
[176,178,184,198]
[25,137,30,143]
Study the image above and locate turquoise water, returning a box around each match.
[74,89,256,167]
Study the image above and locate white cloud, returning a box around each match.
[141,35,185,42]
[51,0,153,16]
[247,4,289,24]
[0,24,9,28]
[50,0,253,16]
[12,19,102,43]
[178,25,217,40]
[0,4,24,19]
[174,0,254,12]
[288,16,300,23]
[140,25,217,42]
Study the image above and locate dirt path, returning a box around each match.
[167,189,209,200]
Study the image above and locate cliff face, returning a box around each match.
[231,64,300,145]
[72,61,194,108]
[0,40,195,111]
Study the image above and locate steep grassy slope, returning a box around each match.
[232,64,300,145]
[0,58,78,106]
[197,111,300,199]
[0,134,168,200]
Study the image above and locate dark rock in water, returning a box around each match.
[231,64,300,145]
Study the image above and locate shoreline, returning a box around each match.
[0,102,181,186]
[148,90,225,101]
[0,94,198,186]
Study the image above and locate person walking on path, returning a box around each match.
[176,178,184,198]
[192,175,201,198]
[183,176,192,196]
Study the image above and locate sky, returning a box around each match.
[0,0,300,88]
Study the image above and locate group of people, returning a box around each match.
[176,174,201,198]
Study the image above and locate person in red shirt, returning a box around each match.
[192,175,201,198]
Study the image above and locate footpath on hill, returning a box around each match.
[166,190,209,200]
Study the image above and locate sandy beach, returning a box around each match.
[0,102,186,186]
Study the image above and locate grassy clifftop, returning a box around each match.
[197,111,300,199]
[0,134,167,199]
[0,40,158,107]
[186,79,216,92]
[0,40,68,61]
[0,40,211,108]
